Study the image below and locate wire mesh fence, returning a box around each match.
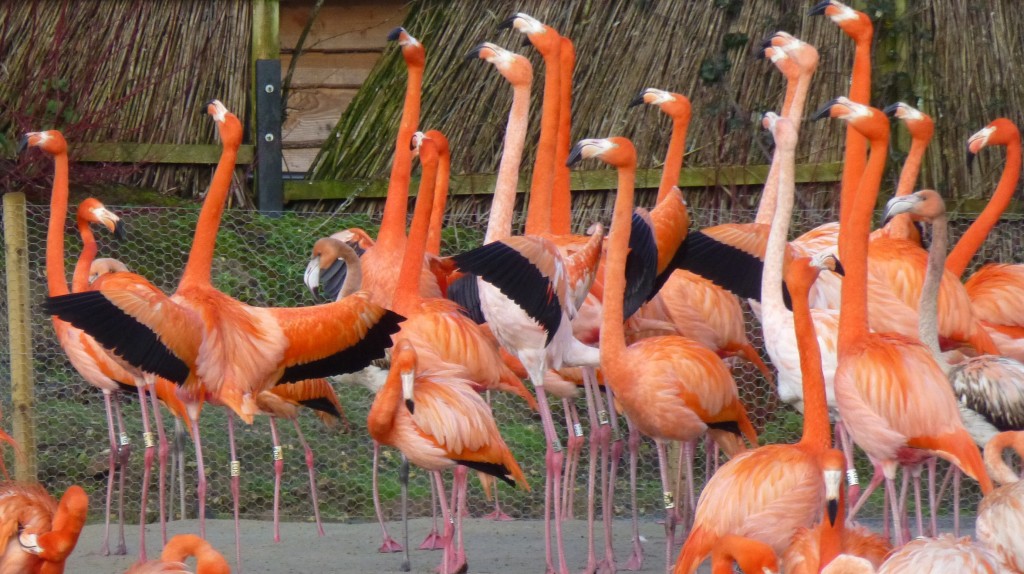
[0,199,1020,529]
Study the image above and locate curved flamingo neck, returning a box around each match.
[426,138,450,256]
[885,135,931,239]
[46,152,71,296]
[946,135,1022,278]
[761,127,795,320]
[918,211,948,359]
[599,154,637,368]
[180,137,239,288]
[838,127,888,349]
[72,214,97,294]
[984,432,1024,486]
[524,40,561,235]
[657,115,690,203]
[550,38,575,235]
[792,270,831,450]
[378,61,424,250]
[755,69,812,226]
[838,39,872,230]
[367,369,401,440]
[394,145,439,313]
[485,82,531,244]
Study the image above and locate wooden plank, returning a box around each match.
[252,0,280,59]
[281,52,379,88]
[67,143,255,164]
[283,88,356,144]
[4,192,37,480]
[283,148,321,174]
[280,1,408,52]
[284,162,846,202]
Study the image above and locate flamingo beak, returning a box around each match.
[627,89,648,108]
[811,99,841,121]
[497,14,517,31]
[882,103,901,117]
[304,258,321,298]
[113,220,127,240]
[808,0,832,16]
[831,257,845,277]
[883,195,921,223]
[824,468,842,526]
[567,142,587,166]
[16,135,30,154]
[387,26,404,42]
[401,370,415,414]
[465,43,486,62]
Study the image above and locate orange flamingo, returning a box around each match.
[44,102,403,566]
[367,339,529,574]
[816,98,992,545]
[425,129,451,258]
[551,35,575,236]
[124,534,230,574]
[709,536,779,574]
[673,115,837,574]
[0,483,88,574]
[783,450,891,573]
[975,431,1024,573]
[570,136,757,574]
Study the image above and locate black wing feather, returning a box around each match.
[279,310,404,383]
[446,273,486,324]
[452,459,517,487]
[623,211,659,318]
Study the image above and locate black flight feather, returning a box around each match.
[623,211,659,318]
[279,310,404,383]
[446,273,486,324]
[452,459,517,487]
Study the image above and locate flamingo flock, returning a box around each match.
[4,1,1024,573]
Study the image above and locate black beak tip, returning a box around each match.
[967,150,977,172]
[628,91,646,109]
[566,144,585,167]
[113,221,127,241]
[405,399,415,414]
[464,43,485,62]
[808,0,831,16]
[387,27,404,42]
[521,37,533,48]
[827,499,839,526]
[16,136,29,154]
[202,99,216,115]
[882,103,900,117]
[759,34,777,50]
[832,258,846,277]
[811,99,838,121]
[497,15,517,31]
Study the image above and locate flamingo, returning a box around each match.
[570,135,757,574]
[44,101,404,567]
[551,35,575,236]
[367,339,529,574]
[425,129,451,258]
[709,536,779,574]
[815,98,992,546]
[0,483,88,574]
[976,431,1024,573]
[672,115,839,574]
[783,450,891,573]
[124,534,230,574]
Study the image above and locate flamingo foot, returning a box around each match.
[597,559,617,574]
[113,541,127,556]
[418,530,445,551]
[481,508,514,521]
[379,536,404,553]
[623,542,643,571]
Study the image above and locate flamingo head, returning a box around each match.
[811,251,845,277]
[77,198,125,239]
[808,0,872,43]
[499,13,560,54]
[34,485,88,561]
[967,118,1019,170]
[883,189,946,224]
[466,42,533,87]
[567,137,636,169]
[18,130,67,156]
[763,112,798,151]
[884,102,935,141]
[205,99,242,149]
[760,44,801,81]
[628,87,691,121]
[411,131,439,167]
[813,97,888,141]
[89,258,129,285]
[392,339,418,414]
[387,27,425,67]
[305,237,360,300]
[821,449,846,526]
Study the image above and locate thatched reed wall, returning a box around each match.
[310,0,1024,216]
[0,0,251,202]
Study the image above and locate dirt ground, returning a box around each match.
[69,517,682,573]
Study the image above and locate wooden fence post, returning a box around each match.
[253,0,283,214]
[3,192,36,480]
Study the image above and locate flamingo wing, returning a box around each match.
[445,272,486,324]
[665,223,771,301]
[271,378,344,425]
[950,356,1024,432]
[268,292,404,383]
[44,272,199,384]
[623,210,659,315]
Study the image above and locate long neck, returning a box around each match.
[838,39,872,230]
[984,433,1023,486]
[896,135,928,197]
[338,248,363,298]
[377,61,424,250]
[838,131,888,349]
[163,537,229,573]
[918,214,948,359]
[657,116,690,203]
[794,278,831,449]
[45,152,71,296]
[761,137,792,314]
[755,72,802,225]
[394,153,438,311]
[599,159,636,369]
[946,136,1022,278]
[71,216,96,293]
[524,44,561,235]
[426,146,450,256]
[789,67,814,132]
[485,82,531,244]
[366,371,402,440]
[550,40,575,235]
[180,137,238,287]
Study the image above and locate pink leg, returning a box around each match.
[226,413,243,572]
[927,458,938,537]
[268,417,283,543]
[135,384,154,562]
[534,382,570,574]
[419,478,444,550]
[911,465,925,538]
[655,440,677,574]
[101,391,118,556]
[600,377,621,573]
[399,457,411,571]
[186,407,207,538]
[580,369,602,574]
[886,473,904,546]
[450,467,469,573]
[372,442,403,553]
[559,399,582,521]
[623,419,643,572]
[849,463,886,522]
[290,419,325,536]
[682,440,696,538]
[144,378,169,544]
[432,471,454,574]
[113,397,129,555]
[835,421,861,505]
[952,469,961,536]
[897,468,912,543]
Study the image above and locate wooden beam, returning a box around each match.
[54,143,255,164]
[284,162,845,202]
[252,0,280,60]
[3,192,36,480]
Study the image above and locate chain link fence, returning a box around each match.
[0,200,1020,528]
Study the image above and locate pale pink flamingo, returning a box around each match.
[976,431,1024,573]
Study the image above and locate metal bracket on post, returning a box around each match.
[255,59,283,215]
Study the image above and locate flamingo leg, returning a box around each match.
[432,471,454,574]
[226,413,244,571]
[144,378,169,544]
[419,476,443,550]
[451,466,469,572]
[580,368,602,574]
[174,418,187,522]
[886,472,904,546]
[952,468,961,537]
[135,383,154,562]
[399,457,411,572]
[655,440,677,574]
[849,463,885,522]
[372,441,403,553]
[835,421,861,505]
[290,418,325,537]
[186,405,207,538]
[268,416,283,543]
[683,440,696,536]
[113,396,129,556]
[601,376,623,572]
[911,465,925,538]
[927,457,938,537]
[534,381,570,574]
[623,418,643,572]
[897,468,912,544]
[100,390,118,556]
[560,398,582,521]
